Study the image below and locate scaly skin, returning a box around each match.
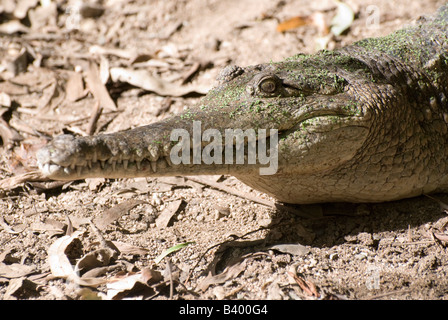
[37,5,448,204]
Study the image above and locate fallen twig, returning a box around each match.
[84,60,117,111]
[86,101,103,135]
[365,289,412,300]
[288,271,320,298]
[0,214,23,234]
[185,176,276,208]
[0,170,49,191]
[183,225,271,285]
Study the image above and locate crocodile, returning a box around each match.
[37,5,448,204]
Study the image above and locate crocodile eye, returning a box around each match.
[259,78,277,94]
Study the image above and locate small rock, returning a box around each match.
[354,252,368,260]
[417,255,439,274]
[151,193,162,206]
[329,253,339,261]
[213,204,230,219]
[213,286,226,300]
[357,232,375,246]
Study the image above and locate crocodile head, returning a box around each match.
[196,51,373,175]
[37,48,441,203]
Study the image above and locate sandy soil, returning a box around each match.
[0,0,448,300]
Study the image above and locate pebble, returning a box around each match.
[355,252,368,260]
[329,253,339,261]
[213,286,226,300]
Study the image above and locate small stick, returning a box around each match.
[185,176,276,208]
[86,101,103,135]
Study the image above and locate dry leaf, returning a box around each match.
[433,232,448,242]
[155,199,183,228]
[110,67,209,97]
[424,194,448,213]
[288,271,320,298]
[0,116,23,147]
[186,176,275,208]
[154,176,189,192]
[331,0,355,36]
[0,81,28,95]
[75,248,117,273]
[89,45,136,60]
[84,60,117,110]
[11,141,44,173]
[66,71,85,102]
[0,21,29,34]
[106,268,162,300]
[47,231,107,287]
[0,171,48,191]
[0,247,18,263]
[48,231,84,278]
[77,288,102,300]
[11,0,38,20]
[276,15,313,32]
[181,61,201,84]
[132,59,171,69]
[0,0,15,14]
[198,259,247,291]
[0,214,24,234]
[267,243,310,256]
[0,263,35,278]
[2,46,29,77]
[99,56,110,84]
[28,1,57,30]
[29,219,65,235]
[86,177,106,191]
[4,277,39,299]
[37,81,57,109]
[12,67,55,89]
[312,12,330,35]
[0,93,11,107]
[79,3,105,18]
[93,199,148,230]
[129,53,153,64]
[276,11,330,33]
[111,241,150,256]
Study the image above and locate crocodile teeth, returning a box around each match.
[100,160,105,169]
[123,160,128,170]
[148,146,158,161]
[150,161,157,173]
[87,160,92,169]
[107,158,116,171]
[165,156,172,167]
[92,151,97,163]
[70,163,76,170]
[136,160,141,170]
[77,166,82,176]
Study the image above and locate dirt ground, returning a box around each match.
[1,0,448,300]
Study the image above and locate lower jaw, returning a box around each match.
[41,160,266,180]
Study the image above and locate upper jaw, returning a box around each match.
[36,133,173,179]
[38,148,173,179]
[36,126,274,180]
